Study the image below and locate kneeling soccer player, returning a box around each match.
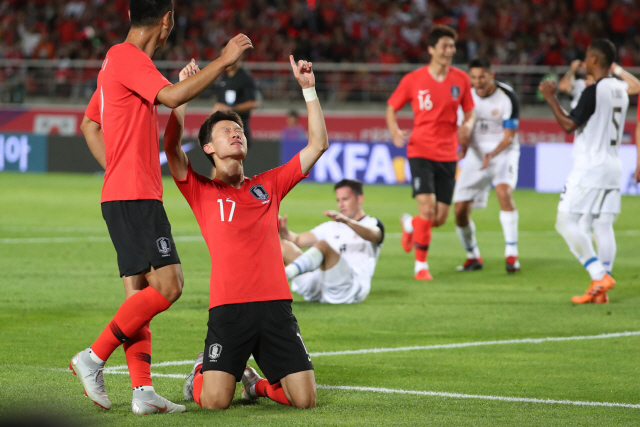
[164,56,327,409]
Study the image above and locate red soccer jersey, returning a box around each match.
[174,153,308,309]
[85,43,172,203]
[388,65,474,162]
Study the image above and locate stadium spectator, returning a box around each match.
[281,109,306,141]
[279,179,384,304]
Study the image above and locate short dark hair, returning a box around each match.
[427,25,457,48]
[197,110,244,167]
[287,109,299,118]
[468,57,492,71]
[588,38,616,69]
[334,179,363,196]
[129,0,173,28]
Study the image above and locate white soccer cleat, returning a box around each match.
[131,387,187,415]
[183,351,204,401]
[241,365,262,401]
[69,348,111,410]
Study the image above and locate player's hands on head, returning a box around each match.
[538,78,557,100]
[289,55,315,89]
[392,129,410,148]
[179,59,200,82]
[570,59,582,73]
[324,210,348,223]
[221,33,253,67]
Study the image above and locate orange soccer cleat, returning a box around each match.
[571,274,615,304]
[414,269,433,281]
[592,292,609,304]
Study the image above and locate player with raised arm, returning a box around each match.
[165,56,326,409]
[539,39,627,304]
[452,58,521,273]
[70,0,252,414]
[279,179,384,304]
[387,25,475,281]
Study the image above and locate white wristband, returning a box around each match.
[302,87,317,102]
[613,65,623,77]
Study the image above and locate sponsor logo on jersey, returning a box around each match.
[250,184,269,201]
[156,237,171,256]
[209,343,222,361]
[451,85,460,99]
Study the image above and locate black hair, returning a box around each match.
[129,0,173,28]
[588,38,616,69]
[334,179,363,196]
[426,25,457,48]
[287,109,299,118]
[197,110,244,167]
[468,57,492,71]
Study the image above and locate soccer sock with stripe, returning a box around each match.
[499,210,519,258]
[91,286,171,362]
[285,247,323,280]
[456,219,481,259]
[254,379,291,406]
[123,323,152,388]
[412,216,432,263]
[592,213,617,274]
[555,212,606,281]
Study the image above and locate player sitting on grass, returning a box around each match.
[164,56,327,409]
[279,179,384,304]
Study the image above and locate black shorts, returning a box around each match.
[408,157,457,204]
[202,300,313,384]
[101,200,181,277]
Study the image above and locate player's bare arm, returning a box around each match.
[611,62,640,95]
[457,109,476,159]
[291,55,329,174]
[482,128,517,169]
[324,210,383,243]
[156,34,253,108]
[385,105,410,148]
[163,60,200,181]
[278,215,318,248]
[558,59,581,94]
[539,79,578,133]
[81,116,106,170]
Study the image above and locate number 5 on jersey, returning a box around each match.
[218,198,236,222]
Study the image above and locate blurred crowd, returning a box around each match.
[1,0,640,66]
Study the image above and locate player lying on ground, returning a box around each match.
[452,58,521,274]
[71,0,252,415]
[539,39,627,304]
[164,56,328,409]
[279,179,384,304]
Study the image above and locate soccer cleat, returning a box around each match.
[241,366,262,401]
[414,269,433,281]
[571,274,615,304]
[592,292,609,304]
[132,387,187,415]
[506,256,520,273]
[183,351,204,401]
[69,348,111,410]
[456,257,484,272]
[400,214,414,253]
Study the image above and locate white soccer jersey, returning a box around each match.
[568,77,629,189]
[470,81,520,153]
[310,215,384,280]
[570,78,587,109]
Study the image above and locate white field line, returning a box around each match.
[4,230,640,244]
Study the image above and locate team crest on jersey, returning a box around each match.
[250,184,269,201]
[209,344,222,361]
[156,237,171,256]
[451,85,460,99]
[413,177,421,191]
[492,109,501,118]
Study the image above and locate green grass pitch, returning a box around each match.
[1,172,639,426]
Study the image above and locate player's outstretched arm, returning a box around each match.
[289,55,329,174]
[278,215,318,248]
[164,60,200,181]
[538,79,578,133]
[611,62,640,95]
[156,34,253,108]
[81,116,106,170]
[324,210,382,243]
[386,105,409,148]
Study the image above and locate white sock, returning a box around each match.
[401,213,414,233]
[500,210,519,257]
[285,247,324,280]
[592,213,617,274]
[456,220,481,259]
[133,385,154,393]
[556,212,605,281]
[88,347,105,365]
[414,260,429,274]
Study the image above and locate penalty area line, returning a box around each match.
[316,385,640,409]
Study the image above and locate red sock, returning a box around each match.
[412,216,432,263]
[254,379,291,406]
[123,323,152,388]
[193,368,204,407]
[91,287,171,361]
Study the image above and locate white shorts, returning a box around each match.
[452,146,519,209]
[557,179,621,215]
[290,256,370,304]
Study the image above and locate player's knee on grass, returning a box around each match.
[200,372,236,410]
[282,371,317,409]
